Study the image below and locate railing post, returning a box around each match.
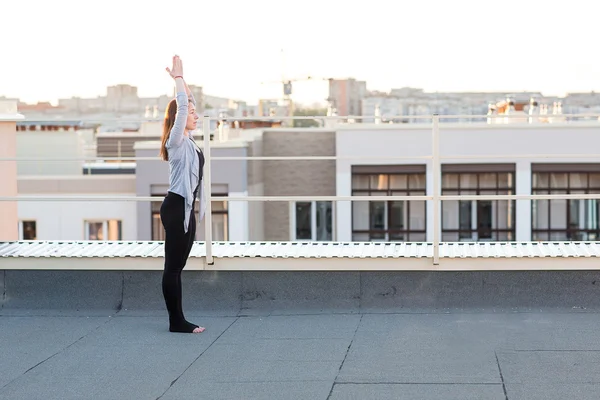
[203,116,214,265]
[432,114,441,265]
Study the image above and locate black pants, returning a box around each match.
[160,192,196,327]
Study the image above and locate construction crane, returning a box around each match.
[260,75,329,122]
[259,50,330,124]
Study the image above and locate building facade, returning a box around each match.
[335,122,600,242]
[134,140,251,242]
[261,129,336,241]
[13,118,600,243]
[17,175,137,240]
[328,78,368,116]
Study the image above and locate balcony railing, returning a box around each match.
[3,113,600,266]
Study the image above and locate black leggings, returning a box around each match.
[160,192,197,332]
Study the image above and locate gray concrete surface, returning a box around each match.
[3,270,600,313]
[2,311,600,399]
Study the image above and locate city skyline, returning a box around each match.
[4,80,586,109]
[2,0,599,105]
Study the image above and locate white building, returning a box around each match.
[16,121,91,176]
[17,175,137,241]
[11,111,600,244]
[335,121,600,242]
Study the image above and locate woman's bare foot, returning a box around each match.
[169,320,206,333]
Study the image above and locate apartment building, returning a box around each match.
[11,110,600,243]
[335,122,600,242]
[17,175,137,241]
[328,78,368,116]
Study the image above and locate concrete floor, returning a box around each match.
[2,309,600,399]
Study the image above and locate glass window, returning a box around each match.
[151,198,165,241]
[533,172,549,188]
[293,201,333,241]
[85,220,122,240]
[315,201,332,241]
[480,173,497,189]
[19,220,37,240]
[370,175,388,191]
[533,171,600,241]
[459,200,472,239]
[295,202,312,240]
[442,169,515,241]
[390,174,407,189]
[351,175,369,190]
[442,173,459,189]
[570,173,587,189]
[409,174,426,190]
[87,222,104,240]
[550,173,568,189]
[589,173,600,190]
[460,173,478,189]
[352,201,369,231]
[498,172,512,188]
[352,172,426,241]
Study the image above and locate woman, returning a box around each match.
[159,55,206,333]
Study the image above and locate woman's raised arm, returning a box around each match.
[165,56,189,148]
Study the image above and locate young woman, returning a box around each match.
[159,55,206,333]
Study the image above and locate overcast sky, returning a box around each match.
[2,0,598,105]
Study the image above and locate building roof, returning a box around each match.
[17,120,84,127]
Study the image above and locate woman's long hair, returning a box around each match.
[159,99,178,161]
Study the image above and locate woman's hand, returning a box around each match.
[165,55,184,80]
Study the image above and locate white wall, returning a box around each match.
[17,130,86,176]
[336,123,600,242]
[18,197,137,240]
[228,191,249,241]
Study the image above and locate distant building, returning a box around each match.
[328,78,368,116]
[15,120,93,176]
[362,87,551,123]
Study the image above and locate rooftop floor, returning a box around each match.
[2,241,600,399]
[2,309,600,399]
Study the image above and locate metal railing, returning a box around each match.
[3,113,600,266]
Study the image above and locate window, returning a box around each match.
[18,220,37,240]
[211,198,229,241]
[442,165,516,241]
[291,201,333,241]
[151,199,165,241]
[85,220,122,240]
[151,195,229,241]
[532,165,600,241]
[351,165,426,241]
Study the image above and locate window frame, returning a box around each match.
[18,220,37,240]
[151,200,166,241]
[290,200,335,241]
[84,219,123,241]
[441,164,516,242]
[211,194,229,241]
[531,165,600,241]
[351,165,427,242]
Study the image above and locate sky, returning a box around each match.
[1,0,599,106]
